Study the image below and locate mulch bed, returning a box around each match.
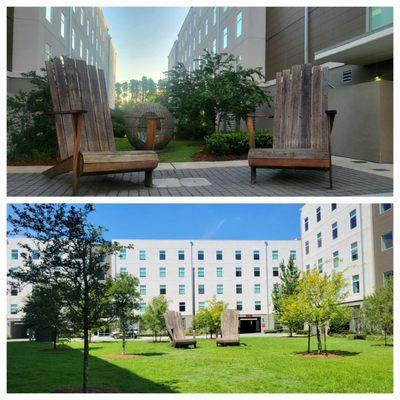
[8,158,57,166]
[102,354,145,359]
[192,150,247,161]
[55,387,120,393]
[295,352,343,359]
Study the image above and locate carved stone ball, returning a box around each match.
[125,103,175,150]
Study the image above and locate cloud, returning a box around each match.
[201,219,226,239]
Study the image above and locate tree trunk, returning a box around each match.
[122,331,126,355]
[82,325,89,393]
[307,325,311,353]
[289,326,293,337]
[384,330,387,346]
[316,324,322,354]
[323,326,327,354]
[53,328,57,350]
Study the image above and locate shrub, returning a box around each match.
[295,329,308,335]
[263,329,278,334]
[348,334,367,340]
[205,130,272,156]
[112,120,129,138]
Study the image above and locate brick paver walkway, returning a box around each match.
[7,165,392,197]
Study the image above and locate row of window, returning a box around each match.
[140,283,263,296]
[127,266,262,278]
[304,207,356,232]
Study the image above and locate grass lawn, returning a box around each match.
[7,337,392,393]
[114,137,203,163]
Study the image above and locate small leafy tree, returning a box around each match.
[8,204,123,393]
[141,295,169,341]
[22,282,70,349]
[361,277,393,345]
[107,274,140,354]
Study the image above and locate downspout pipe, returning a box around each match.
[190,241,195,333]
[264,241,270,328]
[304,7,308,64]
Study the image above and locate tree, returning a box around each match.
[295,268,351,353]
[22,282,70,349]
[8,204,123,393]
[141,295,169,341]
[279,294,306,339]
[192,296,228,338]
[107,274,140,354]
[272,257,301,336]
[361,277,393,346]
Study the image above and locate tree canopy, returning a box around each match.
[141,295,169,341]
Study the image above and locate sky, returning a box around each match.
[103,7,189,83]
[7,204,302,241]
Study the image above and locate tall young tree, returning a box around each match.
[141,295,169,342]
[8,204,122,393]
[107,273,140,354]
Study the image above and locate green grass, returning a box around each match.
[114,137,203,163]
[7,337,393,393]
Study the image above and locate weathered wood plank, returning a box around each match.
[273,72,283,148]
[248,148,329,159]
[289,65,302,148]
[281,69,291,148]
[311,65,322,149]
[320,66,330,151]
[300,63,312,148]
[81,150,158,164]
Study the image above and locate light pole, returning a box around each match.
[190,241,196,338]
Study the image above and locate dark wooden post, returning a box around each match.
[326,110,337,190]
[146,117,157,150]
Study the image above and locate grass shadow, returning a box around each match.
[294,349,360,358]
[371,343,393,348]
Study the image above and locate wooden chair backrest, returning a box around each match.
[164,311,186,341]
[220,309,239,339]
[46,57,115,160]
[273,64,329,151]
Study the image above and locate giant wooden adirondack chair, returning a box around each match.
[44,57,159,194]
[247,64,337,188]
[216,309,240,346]
[164,311,197,348]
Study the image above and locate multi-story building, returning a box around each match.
[168,7,393,163]
[7,204,393,338]
[7,6,117,108]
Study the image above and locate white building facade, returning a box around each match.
[7,6,116,108]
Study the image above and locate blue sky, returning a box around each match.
[103,7,189,83]
[8,204,303,241]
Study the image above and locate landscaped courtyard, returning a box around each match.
[8,336,393,393]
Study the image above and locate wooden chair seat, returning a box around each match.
[217,309,240,346]
[216,337,240,345]
[164,311,197,349]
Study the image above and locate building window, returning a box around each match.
[350,209,357,229]
[317,232,322,248]
[11,249,18,260]
[198,284,205,294]
[205,19,208,36]
[212,39,217,54]
[379,204,392,214]
[255,301,261,311]
[331,203,337,211]
[316,207,321,222]
[139,268,146,278]
[10,304,18,314]
[179,284,185,295]
[333,251,339,268]
[306,264,310,273]
[199,301,205,310]
[139,250,146,260]
[222,27,228,49]
[10,285,18,296]
[118,249,126,260]
[370,7,393,31]
[217,284,223,294]
[80,7,84,25]
[236,284,242,294]
[45,7,51,22]
[304,217,309,231]
[32,250,40,260]
[139,285,146,295]
[45,43,52,61]
[272,266,279,277]
[179,302,186,312]
[79,40,83,58]
[178,267,185,277]
[305,241,309,255]
[383,270,393,282]
[236,301,243,311]
[160,285,166,295]
[254,267,260,277]
[91,30,94,45]
[235,267,242,277]
[351,242,359,261]
[290,250,297,260]
[60,12,65,38]
[381,232,393,251]
[198,29,201,44]
[86,20,89,36]
[216,267,223,277]
[178,250,185,260]
[198,267,204,277]
[332,222,338,240]
[71,29,75,50]
[193,37,195,52]
[216,250,222,260]
[159,250,166,260]
[235,250,241,260]
[318,258,323,273]
[159,267,166,277]
[140,302,146,312]
[213,7,217,25]
[254,284,260,294]
[253,250,260,260]
[352,275,360,294]
[197,250,204,260]
[86,49,89,64]
[120,267,127,275]
[236,11,242,38]
[272,250,278,260]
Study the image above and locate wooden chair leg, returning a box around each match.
[43,158,72,178]
[72,168,80,195]
[329,167,333,189]
[144,170,153,187]
[251,167,257,184]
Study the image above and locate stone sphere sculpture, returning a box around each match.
[125,103,175,151]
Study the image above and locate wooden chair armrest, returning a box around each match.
[245,116,255,149]
[146,117,158,150]
[44,109,87,116]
